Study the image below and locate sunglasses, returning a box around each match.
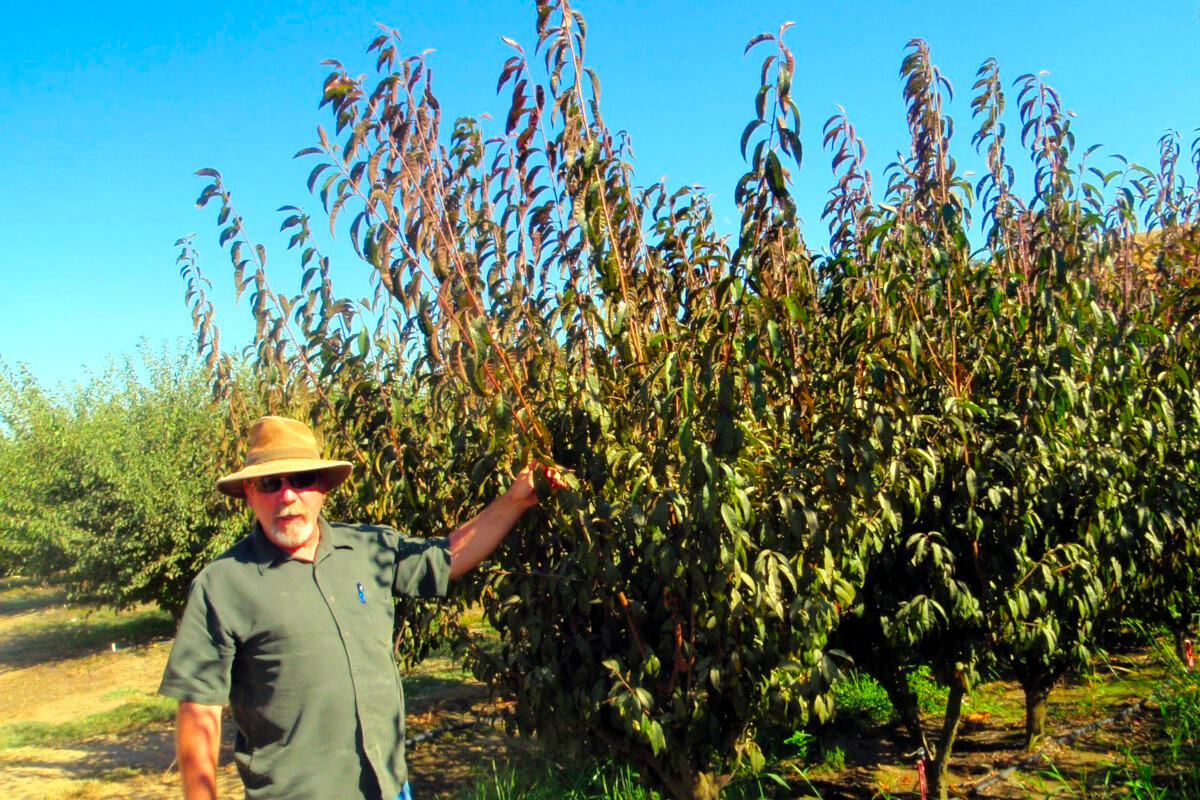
[248,470,323,494]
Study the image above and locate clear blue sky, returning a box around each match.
[2,0,1197,389]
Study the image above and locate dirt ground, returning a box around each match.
[0,581,1172,800]
[797,674,1158,800]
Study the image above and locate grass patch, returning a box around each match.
[463,759,653,800]
[100,686,144,702]
[0,576,43,592]
[1151,650,1200,787]
[0,695,176,750]
[94,766,143,781]
[43,782,109,800]
[828,665,974,725]
[907,665,949,714]
[464,755,795,800]
[462,754,812,800]
[404,652,476,698]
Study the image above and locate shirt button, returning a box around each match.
[343,631,350,638]
[329,596,335,602]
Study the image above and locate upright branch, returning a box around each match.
[736,23,812,311]
[891,40,963,237]
[970,58,1021,255]
[174,236,232,395]
[192,169,368,461]
[822,105,874,259]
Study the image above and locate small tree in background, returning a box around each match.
[0,344,242,621]
[0,366,75,579]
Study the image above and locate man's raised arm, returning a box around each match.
[448,463,562,579]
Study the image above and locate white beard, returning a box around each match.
[263,506,317,549]
[268,523,313,549]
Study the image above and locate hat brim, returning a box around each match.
[216,459,353,497]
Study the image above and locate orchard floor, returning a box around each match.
[0,579,1177,800]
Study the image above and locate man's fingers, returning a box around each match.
[543,467,566,489]
[521,461,566,498]
[530,460,566,488]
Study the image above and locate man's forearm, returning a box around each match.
[448,492,531,579]
[177,701,223,800]
[447,463,559,579]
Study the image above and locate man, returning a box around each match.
[159,416,559,800]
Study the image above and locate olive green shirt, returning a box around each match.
[159,517,451,800]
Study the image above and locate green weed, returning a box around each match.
[782,729,816,759]
[1156,662,1200,765]
[1040,752,1196,800]
[820,745,846,772]
[462,756,807,800]
[463,759,654,800]
[830,670,894,725]
[907,666,948,715]
[1033,651,1200,799]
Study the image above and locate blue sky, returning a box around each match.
[2,1,1198,389]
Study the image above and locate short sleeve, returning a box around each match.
[158,575,237,706]
[391,534,452,598]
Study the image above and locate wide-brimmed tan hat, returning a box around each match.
[216,416,353,497]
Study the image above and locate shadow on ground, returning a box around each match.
[0,724,175,781]
[0,615,175,669]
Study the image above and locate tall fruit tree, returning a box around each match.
[182,5,871,798]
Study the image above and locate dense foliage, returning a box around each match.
[0,346,244,620]
[174,2,1199,798]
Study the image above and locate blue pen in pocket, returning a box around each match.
[356,582,365,604]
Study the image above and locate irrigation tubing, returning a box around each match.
[961,698,1152,796]
[405,708,503,749]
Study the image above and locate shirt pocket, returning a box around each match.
[354,577,396,649]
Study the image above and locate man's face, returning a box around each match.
[243,470,327,553]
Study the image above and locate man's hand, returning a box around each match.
[504,461,566,510]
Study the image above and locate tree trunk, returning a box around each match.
[929,677,966,800]
[655,763,725,800]
[1173,620,1196,666]
[639,740,730,800]
[1172,603,1197,664]
[1022,679,1053,751]
[879,666,928,751]
[1016,661,1063,751]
